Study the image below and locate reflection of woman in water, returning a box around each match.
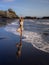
[16,38,22,58]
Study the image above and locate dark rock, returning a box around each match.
[0,8,19,19]
[43,32,49,36]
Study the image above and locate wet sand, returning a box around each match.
[0,19,49,65]
[0,31,49,65]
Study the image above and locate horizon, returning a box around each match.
[0,0,49,17]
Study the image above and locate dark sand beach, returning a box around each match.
[0,19,49,65]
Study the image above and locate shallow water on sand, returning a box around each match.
[0,19,49,65]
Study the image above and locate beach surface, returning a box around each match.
[0,19,49,65]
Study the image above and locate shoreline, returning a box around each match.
[4,19,49,53]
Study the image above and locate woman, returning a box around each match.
[17,17,24,37]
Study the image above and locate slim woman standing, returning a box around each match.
[17,17,24,37]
